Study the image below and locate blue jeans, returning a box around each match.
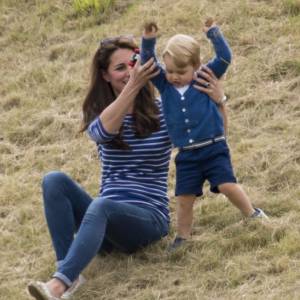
[42,171,169,287]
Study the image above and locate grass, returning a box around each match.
[0,0,300,299]
[73,0,114,15]
[282,0,300,16]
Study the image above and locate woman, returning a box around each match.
[28,36,225,300]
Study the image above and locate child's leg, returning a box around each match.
[218,183,255,217]
[173,149,204,248]
[176,194,197,239]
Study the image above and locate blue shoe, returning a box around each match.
[251,208,269,220]
[167,236,186,252]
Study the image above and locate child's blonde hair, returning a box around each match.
[162,34,200,68]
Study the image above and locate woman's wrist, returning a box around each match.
[216,94,227,106]
[122,79,141,100]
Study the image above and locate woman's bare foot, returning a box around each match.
[46,278,67,298]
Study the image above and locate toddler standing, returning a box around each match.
[140,21,268,250]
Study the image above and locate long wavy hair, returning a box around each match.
[80,37,160,149]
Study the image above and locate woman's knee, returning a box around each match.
[42,172,73,203]
[42,171,69,190]
[87,198,117,218]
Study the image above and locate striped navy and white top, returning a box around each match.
[87,100,172,222]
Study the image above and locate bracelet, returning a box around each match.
[217,95,227,106]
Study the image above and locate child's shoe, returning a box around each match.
[251,208,269,220]
[61,274,86,299]
[167,236,187,252]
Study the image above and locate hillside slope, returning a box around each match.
[0,0,300,299]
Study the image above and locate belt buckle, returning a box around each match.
[182,139,212,151]
[181,135,225,151]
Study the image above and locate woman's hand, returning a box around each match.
[193,65,228,135]
[99,57,159,134]
[193,65,224,105]
[128,57,160,89]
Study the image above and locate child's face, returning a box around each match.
[164,55,197,88]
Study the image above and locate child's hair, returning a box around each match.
[162,34,200,68]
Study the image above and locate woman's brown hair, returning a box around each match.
[80,37,160,149]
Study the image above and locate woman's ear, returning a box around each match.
[102,70,110,82]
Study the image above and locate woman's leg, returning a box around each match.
[104,201,168,253]
[54,198,168,288]
[42,171,93,262]
[28,171,94,299]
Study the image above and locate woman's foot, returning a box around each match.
[61,275,86,299]
[28,281,60,300]
[28,278,67,300]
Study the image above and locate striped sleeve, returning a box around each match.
[87,117,117,144]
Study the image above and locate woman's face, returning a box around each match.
[103,48,134,95]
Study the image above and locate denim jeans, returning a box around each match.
[42,171,169,287]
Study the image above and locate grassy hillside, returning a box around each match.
[1,0,300,299]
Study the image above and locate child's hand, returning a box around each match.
[203,17,217,33]
[143,22,158,39]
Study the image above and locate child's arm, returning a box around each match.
[203,19,232,78]
[140,22,168,93]
[143,22,158,39]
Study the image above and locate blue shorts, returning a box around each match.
[175,141,237,196]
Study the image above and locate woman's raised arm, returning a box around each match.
[100,58,159,134]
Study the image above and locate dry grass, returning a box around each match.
[0,0,300,299]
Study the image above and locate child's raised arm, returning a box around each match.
[143,22,158,39]
[141,21,159,64]
[203,18,232,78]
[140,21,167,93]
[203,17,217,33]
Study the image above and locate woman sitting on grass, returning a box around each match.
[27,35,224,300]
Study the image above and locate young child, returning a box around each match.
[140,21,269,250]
